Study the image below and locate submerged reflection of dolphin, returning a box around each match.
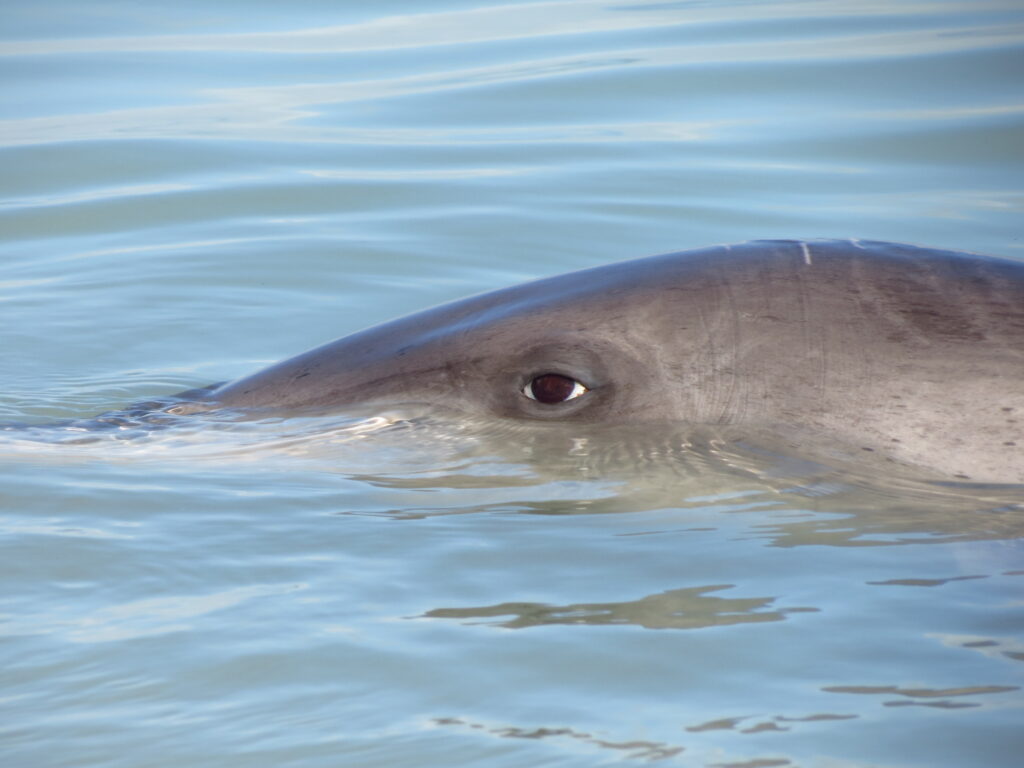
[197,239,1023,483]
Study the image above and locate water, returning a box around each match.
[2,1,1023,766]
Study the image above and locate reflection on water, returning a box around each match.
[821,684,1019,709]
[433,717,686,763]
[423,584,817,630]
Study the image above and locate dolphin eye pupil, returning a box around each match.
[524,373,588,404]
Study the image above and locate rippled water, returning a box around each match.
[2,2,1023,767]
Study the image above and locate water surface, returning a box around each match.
[2,2,1023,766]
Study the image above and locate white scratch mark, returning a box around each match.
[800,241,813,265]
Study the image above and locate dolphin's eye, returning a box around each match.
[523,373,589,404]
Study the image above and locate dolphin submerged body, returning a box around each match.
[199,239,1023,483]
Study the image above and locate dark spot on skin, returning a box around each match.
[891,438,901,443]
[1001,407,1014,412]
[955,474,971,479]
[295,372,310,379]
[1005,442,1017,446]
[861,447,875,452]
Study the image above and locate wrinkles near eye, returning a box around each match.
[523,373,589,404]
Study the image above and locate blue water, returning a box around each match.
[2,2,1023,766]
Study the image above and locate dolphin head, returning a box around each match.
[158,239,1024,482]
[209,261,674,424]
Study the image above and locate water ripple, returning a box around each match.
[6,0,1008,56]
[0,583,306,642]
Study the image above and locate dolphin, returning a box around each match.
[200,239,1023,484]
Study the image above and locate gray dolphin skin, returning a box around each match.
[208,239,1024,483]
